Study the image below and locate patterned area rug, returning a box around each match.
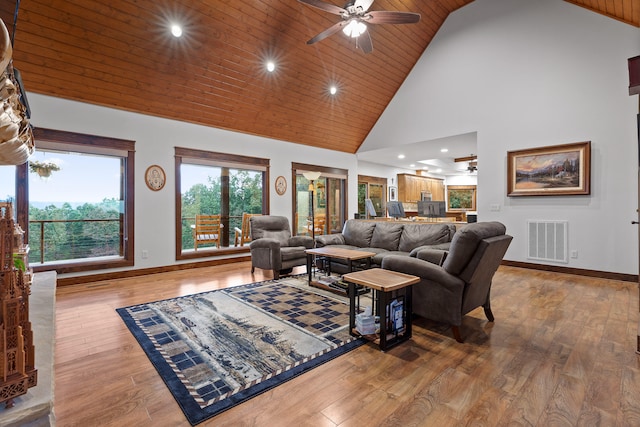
[116,274,366,425]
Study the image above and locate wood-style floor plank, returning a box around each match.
[50,263,640,426]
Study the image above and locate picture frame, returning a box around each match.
[275,175,287,195]
[145,164,166,191]
[507,141,591,197]
[388,186,397,201]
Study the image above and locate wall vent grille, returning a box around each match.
[527,220,568,263]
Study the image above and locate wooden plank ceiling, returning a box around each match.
[0,1,637,155]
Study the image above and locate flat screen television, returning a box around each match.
[364,198,377,217]
[418,201,446,218]
[386,201,405,219]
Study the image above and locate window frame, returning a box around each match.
[291,162,348,236]
[174,147,270,260]
[357,175,387,219]
[446,185,477,212]
[17,127,136,274]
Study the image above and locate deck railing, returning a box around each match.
[28,218,123,264]
[29,214,249,264]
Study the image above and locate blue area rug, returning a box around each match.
[116,275,366,425]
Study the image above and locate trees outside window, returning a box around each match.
[3,128,135,274]
[447,185,477,211]
[175,148,268,259]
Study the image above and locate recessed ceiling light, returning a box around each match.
[266,61,275,72]
[329,86,337,95]
[440,148,448,153]
[170,24,183,38]
[398,154,405,159]
[410,164,416,168]
[436,168,442,173]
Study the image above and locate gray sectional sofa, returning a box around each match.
[314,219,456,274]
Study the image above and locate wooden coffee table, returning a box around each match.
[305,247,376,295]
[342,268,420,351]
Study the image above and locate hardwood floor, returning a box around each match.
[54,263,640,426]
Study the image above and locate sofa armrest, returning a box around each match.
[381,255,464,291]
[249,238,281,251]
[249,238,282,271]
[414,248,448,266]
[289,235,314,249]
[314,234,345,247]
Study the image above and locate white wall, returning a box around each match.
[27,93,358,276]
[362,0,640,274]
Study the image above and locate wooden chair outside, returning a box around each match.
[234,213,260,246]
[192,214,222,250]
[307,214,326,236]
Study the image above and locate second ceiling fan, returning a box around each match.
[299,0,421,54]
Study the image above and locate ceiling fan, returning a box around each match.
[455,155,478,173]
[298,0,421,54]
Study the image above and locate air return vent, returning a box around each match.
[527,220,568,263]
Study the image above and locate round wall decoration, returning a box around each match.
[145,165,166,191]
[275,175,287,195]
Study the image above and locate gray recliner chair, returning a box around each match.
[249,215,314,279]
[381,221,513,343]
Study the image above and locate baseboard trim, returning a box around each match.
[501,260,638,283]
[57,257,638,287]
[57,256,251,287]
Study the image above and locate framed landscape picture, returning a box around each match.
[507,141,591,197]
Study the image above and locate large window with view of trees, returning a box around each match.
[175,147,268,259]
[0,128,135,274]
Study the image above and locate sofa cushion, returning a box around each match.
[372,250,410,266]
[398,223,453,253]
[409,242,451,257]
[442,222,506,276]
[280,246,307,261]
[342,220,376,247]
[370,222,404,251]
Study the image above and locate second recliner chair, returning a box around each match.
[382,221,513,343]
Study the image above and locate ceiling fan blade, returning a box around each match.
[353,0,375,13]
[366,11,421,24]
[454,155,477,162]
[298,0,347,16]
[357,29,373,54]
[307,21,347,45]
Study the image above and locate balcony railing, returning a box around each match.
[28,218,123,264]
[29,215,251,264]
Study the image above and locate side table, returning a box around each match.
[342,268,420,351]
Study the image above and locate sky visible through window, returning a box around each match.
[0,151,216,207]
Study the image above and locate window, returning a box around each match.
[0,164,16,218]
[357,175,386,219]
[175,147,269,259]
[11,128,135,274]
[292,163,347,236]
[447,185,477,211]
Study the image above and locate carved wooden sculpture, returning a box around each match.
[0,202,36,408]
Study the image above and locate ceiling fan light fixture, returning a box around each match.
[342,19,366,38]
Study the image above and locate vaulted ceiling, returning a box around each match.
[0,1,637,155]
